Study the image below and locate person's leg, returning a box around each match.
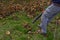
[39,4,60,33]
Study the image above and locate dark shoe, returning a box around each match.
[40,33,48,37]
[37,26,48,37]
[37,29,48,37]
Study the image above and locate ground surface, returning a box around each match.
[0,0,60,40]
[0,11,60,40]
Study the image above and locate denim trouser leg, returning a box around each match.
[39,4,60,33]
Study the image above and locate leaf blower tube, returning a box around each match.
[32,12,43,23]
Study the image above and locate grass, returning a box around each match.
[0,11,60,40]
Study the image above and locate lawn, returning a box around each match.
[0,0,60,40]
[0,11,60,40]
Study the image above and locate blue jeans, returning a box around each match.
[39,4,60,33]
